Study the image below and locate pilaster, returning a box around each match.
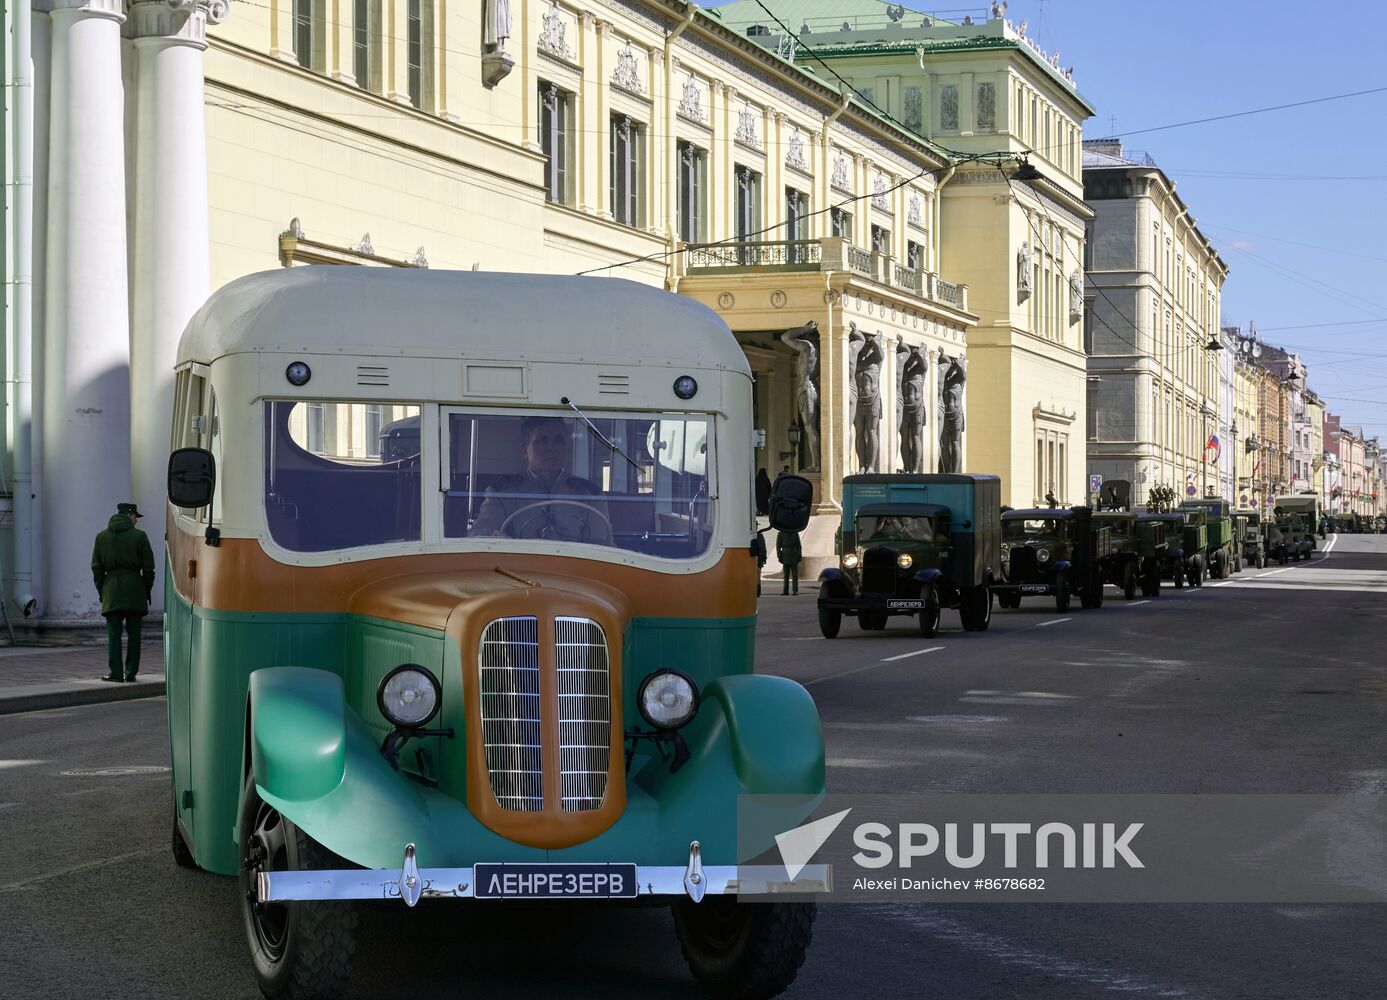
[328,0,357,85]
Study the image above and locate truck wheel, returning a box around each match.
[1122,563,1137,600]
[1054,575,1070,612]
[1145,565,1162,597]
[1087,579,1105,609]
[960,586,991,632]
[817,606,842,640]
[1255,553,1265,569]
[1172,559,1184,589]
[1279,549,1289,566]
[239,776,359,1000]
[673,898,815,1000]
[1186,557,1201,588]
[919,592,941,637]
[172,808,198,870]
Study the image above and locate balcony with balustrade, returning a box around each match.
[678,235,970,316]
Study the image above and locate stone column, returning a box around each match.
[44,0,130,620]
[128,0,226,615]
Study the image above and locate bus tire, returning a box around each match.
[239,776,359,1000]
[673,898,815,1000]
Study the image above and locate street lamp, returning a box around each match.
[1011,156,1043,182]
[787,420,802,474]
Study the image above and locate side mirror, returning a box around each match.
[767,475,813,533]
[168,447,216,510]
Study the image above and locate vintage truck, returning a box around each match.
[1233,509,1265,569]
[1275,494,1322,549]
[818,474,1002,638]
[1180,497,1237,577]
[1137,512,1193,589]
[994,506,1111,612]
[1274,509,1314,561]
[1093,511,1166,598]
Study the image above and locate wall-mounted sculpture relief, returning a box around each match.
[853,330,885,473]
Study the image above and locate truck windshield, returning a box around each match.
[856,514,935,543]
[1003,518,1063,541]
[443,410,715,560]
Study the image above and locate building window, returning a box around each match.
[406,0,434,109]
[871,225,890,254]
[540,83,574,205]
[610,115,645,228]
[734,165,762,241]
[787,188,810,262]
[831,206,852,239]
[1083,305,1093,355]
[293,0,321,71]
[353,0,382,90]
[677,141,707,243]
[906,240,923,271]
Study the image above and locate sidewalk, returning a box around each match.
[0,639,165,715]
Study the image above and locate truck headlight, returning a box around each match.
[1036,548,1051,563]
[378,664,442,728]
[638,670,699,730]
[896,553,913,569]
[843,553,860,569]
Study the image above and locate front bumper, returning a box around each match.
[257,842,831,905]
[817,592,925,613]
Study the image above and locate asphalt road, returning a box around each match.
[2,534,1385,999]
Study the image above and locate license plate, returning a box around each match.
[473,863,638,900]
[1019,584,1050,594]
[886,599,924,609]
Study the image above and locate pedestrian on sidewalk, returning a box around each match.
[91,502,155,683]
[777,527,802,595]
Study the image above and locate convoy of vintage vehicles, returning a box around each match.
[817,474,1001,637]
[164,268,827,1000]
[994,506,1111,611]
[1138,511,1192,589]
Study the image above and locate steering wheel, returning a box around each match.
[497,499,614,545]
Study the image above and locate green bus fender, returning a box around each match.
[249,668,348,802]
[702,674,824,795]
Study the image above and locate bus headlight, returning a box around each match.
[897,553,913,569]
[638,670,699,730]
[843,553,860,569]
[1036,548,1051,563]
[377,664,442,728]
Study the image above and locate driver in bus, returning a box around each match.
[472,416,611,543]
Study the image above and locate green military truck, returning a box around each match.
[818,474,1002,638]
[995,506,1111,612]
[1093,511,1167,598]
[1275,495,1321,552]
[1274,509,1313,561]
[1180,497,1237,577]
[1233,510,1265,569]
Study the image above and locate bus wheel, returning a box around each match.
[673,897,815,1000]
[239,776,358,1000]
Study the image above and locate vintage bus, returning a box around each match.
[164,266,824,999]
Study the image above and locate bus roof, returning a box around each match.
[176,267,749,372]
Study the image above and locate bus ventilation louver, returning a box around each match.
[477,616,611,814]
[356,365,390,386]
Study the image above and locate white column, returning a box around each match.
[43,0,130,621]
[128,0,226,615]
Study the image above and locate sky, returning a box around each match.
[707,0,1387,432]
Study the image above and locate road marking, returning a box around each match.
[1257,566,1295,578]
[0,847,164,893]
[1210,581,1234,587]
[805,649,947,687]
[1126,600,1151,606]
[0,760,47,770]
[1036,618,1070,627]
[882,645,946,662]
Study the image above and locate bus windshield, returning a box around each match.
[443,409,715,559]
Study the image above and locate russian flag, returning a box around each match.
[1204,433,1221,464]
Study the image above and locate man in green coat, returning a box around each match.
[92,502,156,682]
[777,528,802,596]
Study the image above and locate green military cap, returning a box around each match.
[117,502,143,517]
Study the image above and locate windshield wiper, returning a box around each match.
[560,396,642,472]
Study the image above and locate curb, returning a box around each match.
[0,681,167,716]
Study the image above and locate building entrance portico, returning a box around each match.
[677,235,975,575]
